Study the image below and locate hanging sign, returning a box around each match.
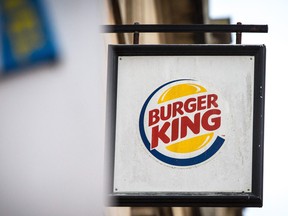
[106,45,265,207]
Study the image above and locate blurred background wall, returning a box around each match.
[0,0,106,215]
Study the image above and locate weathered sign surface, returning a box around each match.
[106,45,265,207]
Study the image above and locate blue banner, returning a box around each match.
[0,0,57,73]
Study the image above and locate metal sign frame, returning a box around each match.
[105,44,265,207]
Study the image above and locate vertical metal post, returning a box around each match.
[236,22,242,44]
[133,22,140,44]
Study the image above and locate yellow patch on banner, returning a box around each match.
[158,83,207,104]
[166,132,214,153]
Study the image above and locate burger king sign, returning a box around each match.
[139,79,225,166]
[107,45,265,207]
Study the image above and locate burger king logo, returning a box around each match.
[139,79,225,167]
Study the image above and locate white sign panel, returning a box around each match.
[106,45,265,207]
